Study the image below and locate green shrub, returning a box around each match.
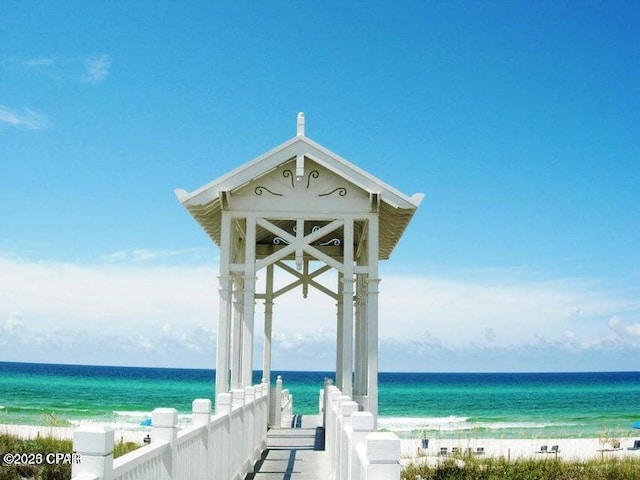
[0,433,140,480]
[402,456,640,480]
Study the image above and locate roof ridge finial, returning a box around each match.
[296,112,305,136]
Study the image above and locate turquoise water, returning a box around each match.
[1,362,639,439]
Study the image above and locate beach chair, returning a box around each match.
[474,447,485,455]
[550,445,560,454]
[439,447,448,456]
[537,445,548,454]
[451,447,460,455]
[627,439,640,451]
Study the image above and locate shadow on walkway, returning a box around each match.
[245,415,327,480]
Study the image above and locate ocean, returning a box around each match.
[1,362,639,440]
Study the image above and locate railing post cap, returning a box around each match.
[366,432,401,461]
[339,400,359,417]
[328,389,341,400]
[336,394,351,406]
[73,426,114,455]
[217,392,232,404]
[152,408,179,427]
[192,398,212,414]
[351,411,375,431]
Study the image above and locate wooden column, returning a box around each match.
[341,218,354,397]
[215,211,232,407]
[262,264,274,384]
[366,215,380,425]
[354,271,368,402]
[242,215,257,387]
[335,273,343,390]
[231,274,243,389]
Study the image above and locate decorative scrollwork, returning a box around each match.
[311,225,321,233]
[255,186,283,196]
[273,237,289,245]
[318,187,347,197]
[320,238,341,246]
[282,169,295,188]
[306,170,319,189]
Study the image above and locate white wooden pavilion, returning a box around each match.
[175,113,423,422]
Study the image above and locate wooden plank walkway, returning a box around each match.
[245,414,330,480]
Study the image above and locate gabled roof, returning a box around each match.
[175,114,424,260]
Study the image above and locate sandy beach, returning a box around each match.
[0,423,150,444]
[4,421,640,466]
[400,436,640,467]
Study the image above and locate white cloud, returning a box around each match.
[0,253,218,333]
[82,54,110,83]
[0,105,49,130]
[23,57,55,68]
[608,315,640,343]
[102,248,208,264]
[0,252,637,371]
[7,54,111,84]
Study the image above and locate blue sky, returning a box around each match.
[1,1,638,372]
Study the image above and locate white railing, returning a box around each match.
[323,382,401,480]
[71,379,270,480]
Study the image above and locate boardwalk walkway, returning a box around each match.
[245,414,330,480]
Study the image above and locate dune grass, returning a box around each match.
[402,455,640,480]
[0,433,139,480]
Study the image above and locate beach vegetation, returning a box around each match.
[0,433,140,480]
[402,455,640,480]
[40,412,71,428]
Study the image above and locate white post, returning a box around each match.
[151,408,178,479]
[367,215,380,426]
[215,393,232,480]
[252,384,263,460]
[338,400,358,480]
[244,386,256,471]
[242,215,257,387]
[231,386,246,411]
[261,378,269,449]
[231,389,245,480]
[336,274,344,390]
[362,432,401,480]
[326,386,341,470]
[333,395,351,477]
[216,392,232,415]
[270,375,283,428]
[192,398,211,425]
[349,412,375,480]
[341,218,354,397]
[216,211,232,402]
[263,264,274,384]
[72,426,114,480]
[354,271,368,407]
[231,274,244,389]
[192,399,212,479]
